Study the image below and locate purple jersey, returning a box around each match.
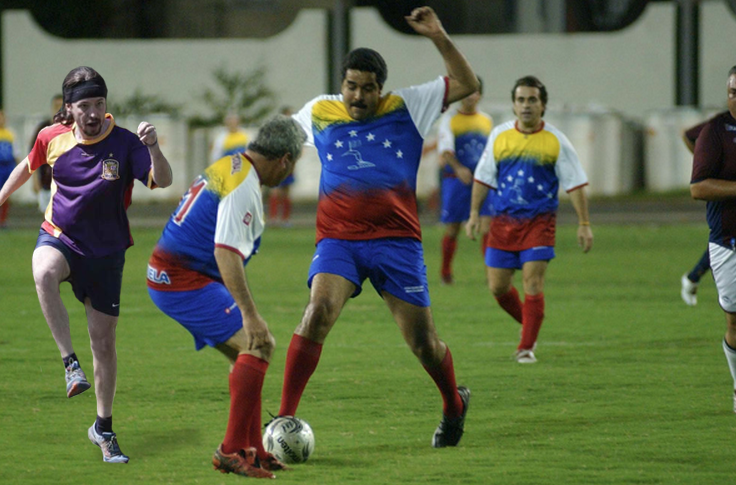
[28,115,155,257]
[691,111,736,248]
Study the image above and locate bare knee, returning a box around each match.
[296,297,340,342]
[410,336,445,366]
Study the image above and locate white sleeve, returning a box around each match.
[293,95,341,148]
[553,130,588,192]
[395,76,447,138]
[214,174,264,259]
[436,109,455,154]
[210,131,225,163]
[473,127,500,188]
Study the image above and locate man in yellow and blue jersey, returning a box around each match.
[147,115,306,478]
[436,77,493,284]
[277,6,477,449]
[466,75,593,364]
[210,112,249,163]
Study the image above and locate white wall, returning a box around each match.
[3,2,736,202]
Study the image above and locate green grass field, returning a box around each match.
[1,220,733,484]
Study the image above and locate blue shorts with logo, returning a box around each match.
[485,246,555,269]
[440,177,494,223]
[308,238,431,307]
[148,282,242,351]
[35,229,125,317]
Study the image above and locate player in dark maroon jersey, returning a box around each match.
[690,65,736,413]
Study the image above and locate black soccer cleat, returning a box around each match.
[432,386,470,448]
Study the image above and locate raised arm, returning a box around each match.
[405,6,478,104]
[138,122,173,188]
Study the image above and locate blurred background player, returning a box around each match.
[0,66,173,463]
[436,77,493,284]
[147,115,306,478]
[278,6,477,449]
[0,109,18,228]
[689,65,736,412]
[467,75,593,364]
[31,94,64,213]
[268,106,295,226]
[679,112,727,305]
[210,111,249,163]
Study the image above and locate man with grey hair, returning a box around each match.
[147,115,306,478]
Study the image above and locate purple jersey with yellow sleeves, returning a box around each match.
[27,115,154,257]
[294,76,448,243]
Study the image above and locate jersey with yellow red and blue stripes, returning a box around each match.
[437,106,492,176]
[148,153,263,292]
[475,120,587,220]
[293,76,448,243]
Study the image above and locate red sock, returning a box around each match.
[268,192,279,220]
[423,347,463,418]
[519,293,545,350]
[0,200,9,225]
[282,197,291,221]
[222,354,269,455]
[495,286,523,324]
[279,334,323,416]
[441,235,457,278]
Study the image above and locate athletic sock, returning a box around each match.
[278,334,323,416]
[723,339,736,390]
[423,347,463,418]
[519,293,545,350]
[688,249,711,283]
[222,354,269,455]
[268,192,279,220]
[0,201,8,225]
[282,197,292,222]
[495,286,523,324]
[441,235,457,278]
[62,352,79,369]
[95,415,113,434]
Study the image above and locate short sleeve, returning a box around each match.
[691,121,722,183]
[436,110,455,154]
[395,76,447,138]
[553,130,588,192]
[473,126,500,188]
[214,175,263,260]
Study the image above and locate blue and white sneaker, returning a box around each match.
[88,425,129,463]
[65,361,91,398]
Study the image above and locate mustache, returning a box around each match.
[350,103,367,109]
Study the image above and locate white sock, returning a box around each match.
[722,338,736,390]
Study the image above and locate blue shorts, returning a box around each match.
[148,283,242,350]
[308,238,431,307]
[279,174,295,188]
[35,229,125,317]
[0,162,13,188]
[440,177,494,223]
[485,246,555,269]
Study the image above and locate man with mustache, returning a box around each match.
[0,66,173,463]
[277,6,478,448]
[466,75,593,364]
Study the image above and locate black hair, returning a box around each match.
[55,67,106,126]
[341,48,387,88]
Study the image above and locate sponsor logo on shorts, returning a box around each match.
[225,302,238,314]
[112,303,120,308]
[243,212,252,225]
[101,158,120,181]
[404,285,424,293]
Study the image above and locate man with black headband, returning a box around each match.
[278,6,477,449]
[0,66,173,463]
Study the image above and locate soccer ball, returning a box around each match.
[262,416,315,464]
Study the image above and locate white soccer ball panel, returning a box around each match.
[262,416,315,464]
